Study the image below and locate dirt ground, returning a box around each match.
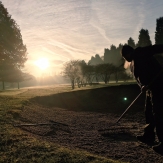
[16,84,163,163]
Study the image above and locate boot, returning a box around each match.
[136,132,155,145]
[152,142,163,154]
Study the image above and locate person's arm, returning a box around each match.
[151,44,163,55]
[135,44,163,58]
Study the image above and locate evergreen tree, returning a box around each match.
[127,37,136,48]
[104,48,110,63]
[104,44,123,66]
[137,29,152,47]
[88,54,103,65]
[117,43,123,50]
[155,17,163,44]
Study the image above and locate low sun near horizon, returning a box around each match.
[34,58,50,70]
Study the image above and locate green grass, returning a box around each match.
[0,85,128,163]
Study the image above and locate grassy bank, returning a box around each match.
[0,85,128,163]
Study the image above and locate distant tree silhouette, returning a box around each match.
[0,61,13,89]
[114,64,126,83]
[120,71,132,82]
[62,60,98,88]
[95,63,115,84]
[62,60,82,89]
[88,54,103,65]
[19,75,37,87]
[127,37,136,48]
[137,29,152,47]
[76,60,88,87]
[104,44,123,67]
[154,17,163,66]
[155,17,163,44]
[117,43,123,50]
[0,2,27,89]
[4,68,31,89]
[84,64,95,85]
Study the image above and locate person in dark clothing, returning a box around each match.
[121,44,163,153]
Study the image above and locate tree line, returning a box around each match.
[63,17,163,89]
[89,17,163,66]
[62,60,131,89]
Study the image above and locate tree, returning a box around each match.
[75,60,87,87]
[5,69,33,89]
[88,54,103,65]
[84,64,95,85]
[0,2,27,89]
[95,63,115,84]
[120,71,132,82]
[155,17,163,44]
[114,64,126,83]
[154,17,163,66]
[62,60,82,89]
[127,37,136,48]
[137,29,152,47]
[104,44,123,67]
[0,61,13,89]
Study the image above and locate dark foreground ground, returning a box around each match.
[17,84,163,163]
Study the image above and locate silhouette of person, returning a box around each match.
[121,44,163,154]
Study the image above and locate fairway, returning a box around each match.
[0,89,28,95]
[0,84,163,163]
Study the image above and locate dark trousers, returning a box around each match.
[144,89,163,142]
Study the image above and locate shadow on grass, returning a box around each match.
[101,131,136,142]
[30,84,145,114]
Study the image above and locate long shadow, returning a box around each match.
[101,131,136,142]
[30,84,145,114]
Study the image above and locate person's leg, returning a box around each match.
[151,88,163,153]
[153,113,163,154]
[144,90,155,135]
[152,88,163,142]
[137,90,155,143]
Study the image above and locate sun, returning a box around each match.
[35,58,49,70]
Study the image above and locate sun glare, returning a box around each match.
[35,58,49,70]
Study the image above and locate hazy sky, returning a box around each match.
[1,0,163,77]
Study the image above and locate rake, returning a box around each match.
[98,91,142,133]
[99,69,163,133]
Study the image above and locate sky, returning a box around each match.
[1,0,163,77]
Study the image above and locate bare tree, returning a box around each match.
[95,63,115,84]
[62,60,82,89]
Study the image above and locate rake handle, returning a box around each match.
[116,92,142,124]
[116,69,163,124]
